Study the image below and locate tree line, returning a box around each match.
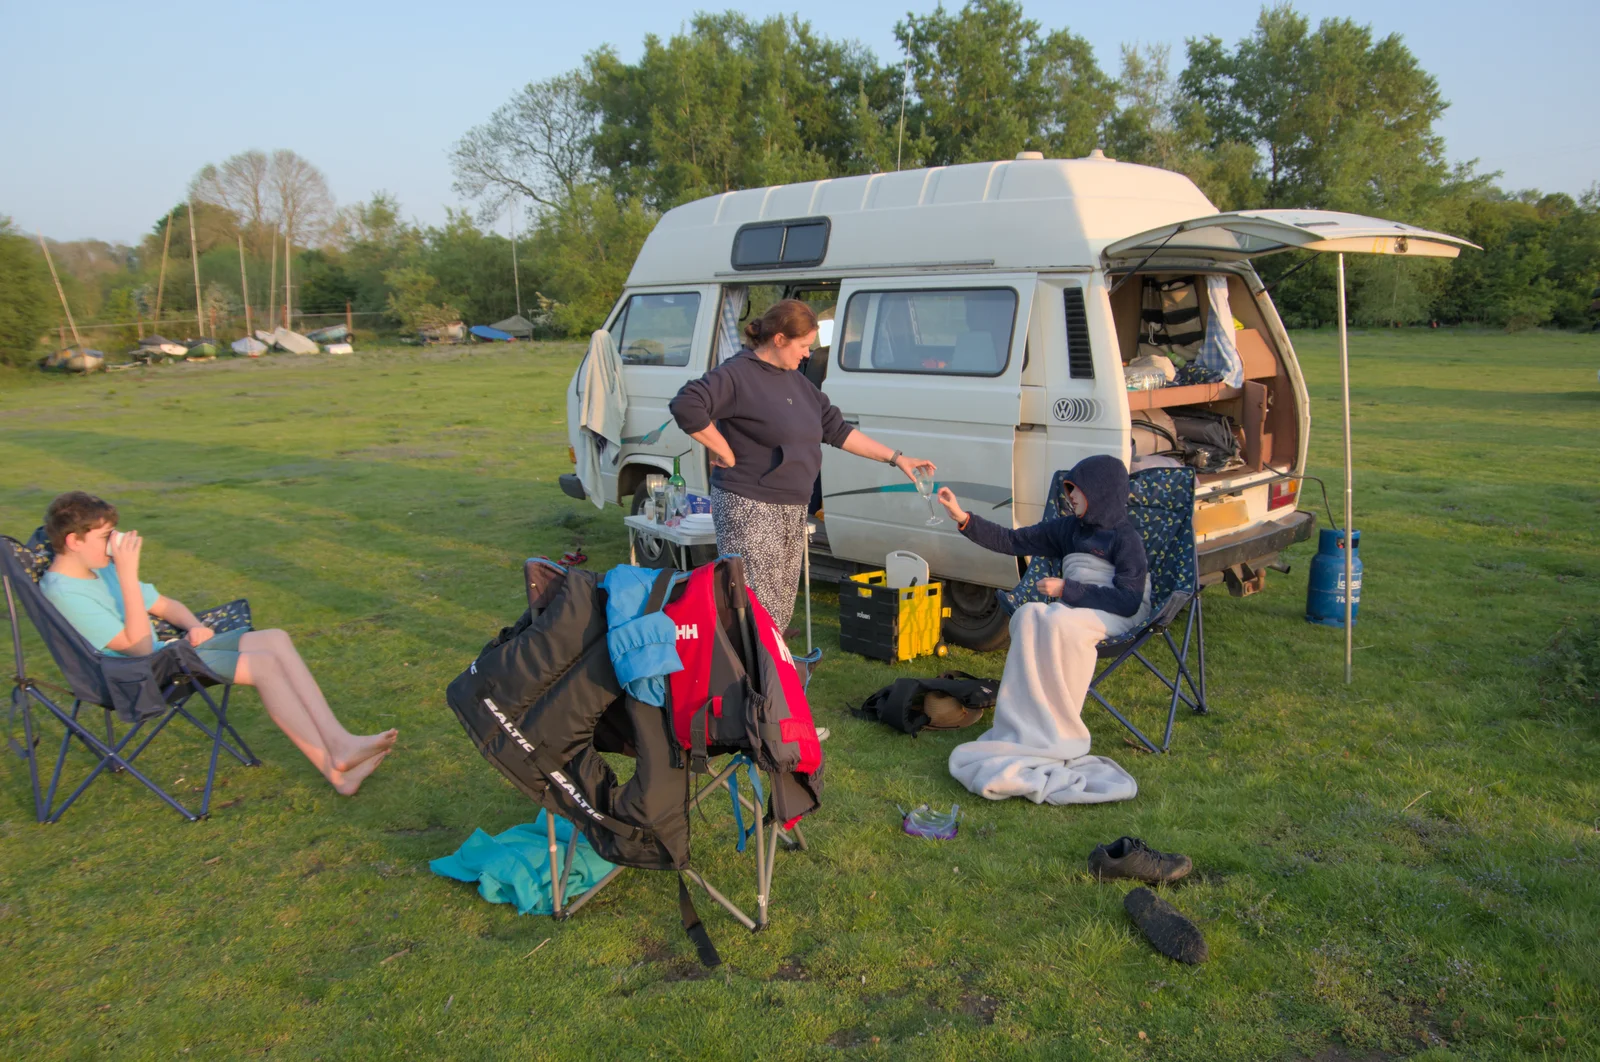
[3,2,1596,368]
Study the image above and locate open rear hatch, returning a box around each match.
[1103,209,1479,266]
[1102,210,1476,592]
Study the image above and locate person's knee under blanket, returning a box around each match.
[947,556,1146,805]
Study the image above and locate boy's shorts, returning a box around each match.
[194,627,248,682]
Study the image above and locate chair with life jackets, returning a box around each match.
[444,553,823,966]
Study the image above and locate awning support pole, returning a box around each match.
[1336,252,1354,684]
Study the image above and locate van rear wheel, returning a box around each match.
[942,579,1010,652]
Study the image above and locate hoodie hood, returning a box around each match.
[1063,454,1130,528]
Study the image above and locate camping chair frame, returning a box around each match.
[545,753,809,930]
[1000,467,1208,754]
[3,538,259,824]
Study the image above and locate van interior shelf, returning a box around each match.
[1126,382,1242,411]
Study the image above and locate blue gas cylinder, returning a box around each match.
[1305,528,1361,627]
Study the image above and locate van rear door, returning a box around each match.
[820,273,1035,588]
[1102,209,1477,266]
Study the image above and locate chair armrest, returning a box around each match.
[153,599,252,640]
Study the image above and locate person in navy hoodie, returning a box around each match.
[935,453,1147,619]
[935,454,1151,803]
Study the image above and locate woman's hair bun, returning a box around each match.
[744,299,819,348]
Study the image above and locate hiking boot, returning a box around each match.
[1088,836,1192,884]
[1124,887,1208,964]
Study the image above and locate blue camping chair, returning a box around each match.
[998,467,1207,753]
[3,532,259,823]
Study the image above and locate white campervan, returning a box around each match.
[562,152,1448,649]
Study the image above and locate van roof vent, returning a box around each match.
[1015,150,1045,161]
[1086,148,1110,161]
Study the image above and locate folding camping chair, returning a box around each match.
[3,533,259,823]
[999,467,1207,753]
[517,556,814,936]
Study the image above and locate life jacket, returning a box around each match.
[443,555,824,947]
[662,560,824,828]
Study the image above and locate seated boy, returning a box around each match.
[934,455,1149,804]
[40,491,397,795]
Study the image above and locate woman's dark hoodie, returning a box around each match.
[958,454,1148,617]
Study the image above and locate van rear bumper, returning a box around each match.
[558,474,587,501]
[1197,510,1315,576]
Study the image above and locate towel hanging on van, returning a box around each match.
[576,328,628,509]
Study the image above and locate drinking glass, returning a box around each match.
[911,466,941,525]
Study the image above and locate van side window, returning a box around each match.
[1063,287,1093,379]
[838,288,1017,376]
[613,293,702,367]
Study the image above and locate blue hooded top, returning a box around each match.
[957,454,1148,617]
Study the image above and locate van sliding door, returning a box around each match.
[819,274,1034,588]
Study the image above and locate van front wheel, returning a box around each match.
[942,580,1010,652]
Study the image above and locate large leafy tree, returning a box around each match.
[0,216,56,367]
[585,13,887,207]
[1180,5,1449,214]
[896,0,1113,166]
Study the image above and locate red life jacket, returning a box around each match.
[663,560,823,822]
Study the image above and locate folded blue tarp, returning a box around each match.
[470,325,513,342]
[429,811,615,915]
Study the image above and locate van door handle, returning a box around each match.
[1016,423,1045,431]
[843,418,859,426]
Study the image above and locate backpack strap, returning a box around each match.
[644,567,677,613]
[539,762,650,843]
[850,679,930,736]
[678,874,722,967]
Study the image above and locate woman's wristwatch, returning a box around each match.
[886,449,903,466]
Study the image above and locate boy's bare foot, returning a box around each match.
[331,729,398,772]
[330,750,388,796]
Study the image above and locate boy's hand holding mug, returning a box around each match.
[108,529,142,578]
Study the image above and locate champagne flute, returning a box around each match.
[911,466,941,525]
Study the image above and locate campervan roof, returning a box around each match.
[626,154,1219,287]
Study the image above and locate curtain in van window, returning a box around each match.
[1194,276,1244,388]
[715,286,748,365]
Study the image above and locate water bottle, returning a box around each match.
[668,454,688,520]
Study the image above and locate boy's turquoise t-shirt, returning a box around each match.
[40,563,163,656]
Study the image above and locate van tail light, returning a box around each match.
[567,445,576,465]
[1268,479,1299,511]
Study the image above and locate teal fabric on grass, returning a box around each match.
[429,811,615,916]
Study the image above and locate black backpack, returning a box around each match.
[851,671,999,736]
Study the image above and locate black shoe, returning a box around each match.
[1088,836,1192,884]
[1124,887,1208,964]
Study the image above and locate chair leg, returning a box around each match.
[17,686,43,823]
[32,689,198,823]
[548,807,564,917]
[103,710,123,772]
[1194,591,1209,713]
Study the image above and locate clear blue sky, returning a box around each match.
[3,0,1595,244]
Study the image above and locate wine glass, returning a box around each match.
[911,466,941,526]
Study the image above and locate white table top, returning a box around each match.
[623,512,718,546]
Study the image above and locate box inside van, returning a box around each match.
[564,153,1449,649]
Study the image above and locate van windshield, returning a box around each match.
[615,292,701,366]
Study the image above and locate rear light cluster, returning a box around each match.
[1268,479,1299,511]
[567,445,577,465]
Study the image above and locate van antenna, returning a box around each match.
[896,56,910,172]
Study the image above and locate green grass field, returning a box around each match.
[2,330,1597,1061]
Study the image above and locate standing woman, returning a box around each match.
[670,299,934,631]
